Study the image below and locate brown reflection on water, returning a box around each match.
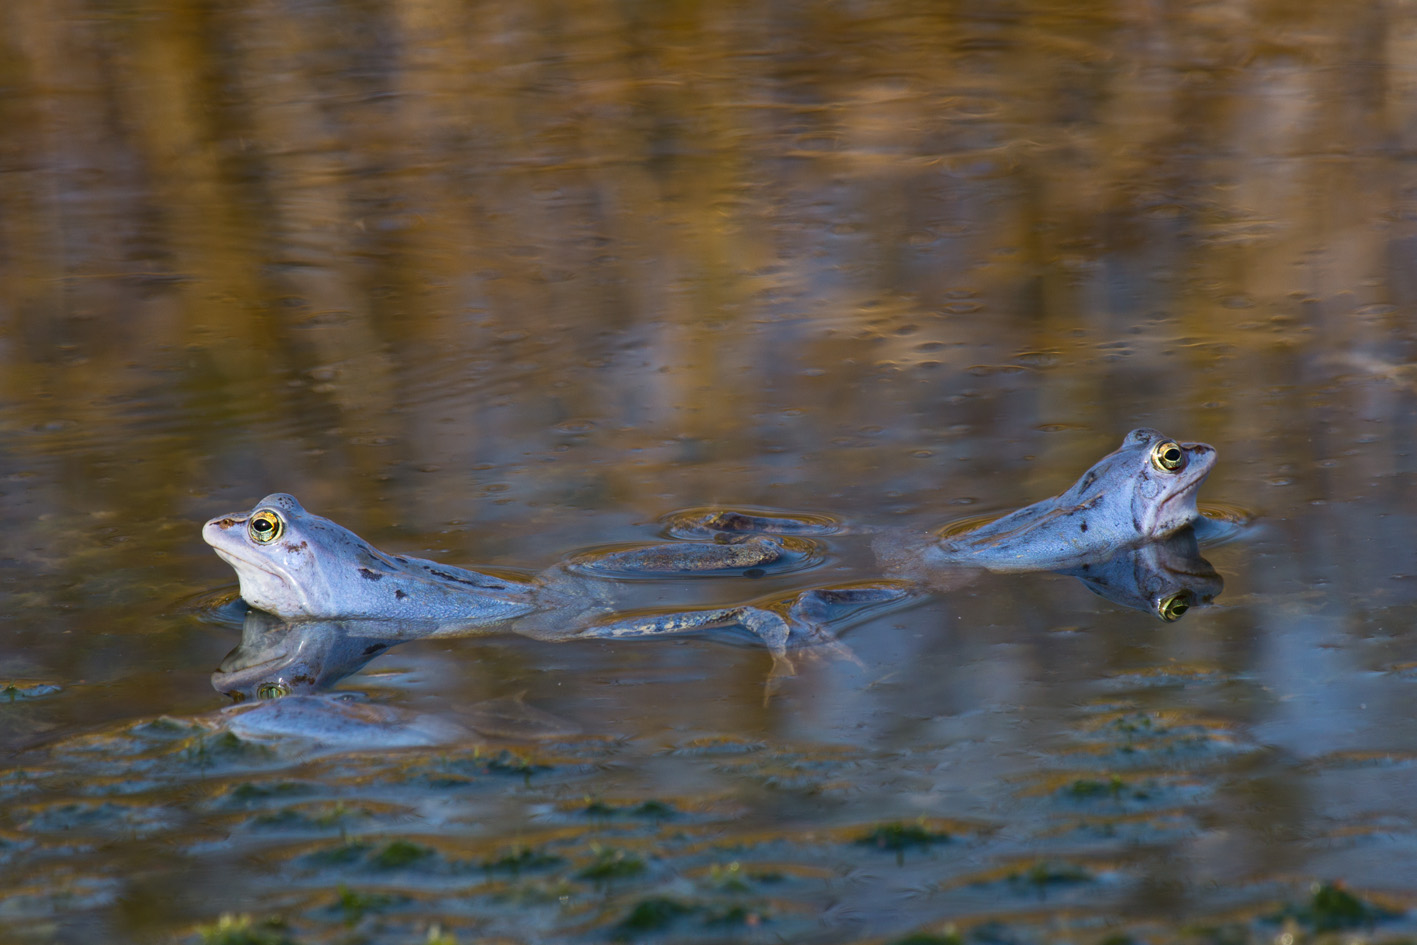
[5,3,1415,459]
[1,0,1413,727]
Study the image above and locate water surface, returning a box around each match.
[3,1,1417,942]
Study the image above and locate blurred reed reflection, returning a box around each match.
[0,0,1414,618]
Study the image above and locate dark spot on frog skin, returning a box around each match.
[358,567,383,581]
[430,568,480,586]
[1077,471,1098,492]
[282,541,308,552]
[1079,521,1088,532]
[393,556,408,564]
[214,518,237,530]
[291,674,314,686]
[363,643,388,656]
[395,589,408,600]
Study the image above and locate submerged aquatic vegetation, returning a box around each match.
[333,884,404,923]
[581,797,678,821]
[1007,859,1094,891]
[480,844,563,874]
[195,913,299,945]
[855,820,954,864]
[1065,775,1129,800]
[372,839,436,870]
[302,840,372,867]
[616,896,695,935]
[890,932,964,945]
[252,801,361,831]
[1273,881,1397,932]
[221,781,317,806]
[578,847,648,881]
[184,731,278,769]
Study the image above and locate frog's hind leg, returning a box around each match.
[575,581,920,683]
[578,605,798,678]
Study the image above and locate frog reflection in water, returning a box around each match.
[212,528,1222,710]
[202,428,1220,682]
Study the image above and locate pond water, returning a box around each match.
[4,1,1417,943]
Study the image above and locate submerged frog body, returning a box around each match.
[925,428,1215,571]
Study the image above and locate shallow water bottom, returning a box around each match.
[8,520,1417,945]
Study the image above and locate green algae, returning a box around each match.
[373,839,435,870]
[481,845,563,873]
[855,820,953,864]
[615,896,695,936]
[578,847,647,881]
[195,913,299,945]
[1273,881,1397,932]
[334,885,406,922]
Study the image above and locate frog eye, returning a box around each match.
[248,510,285,544]
[256,682,291,700]
[1149,440,1186,472]
[1157,591,1193,622]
